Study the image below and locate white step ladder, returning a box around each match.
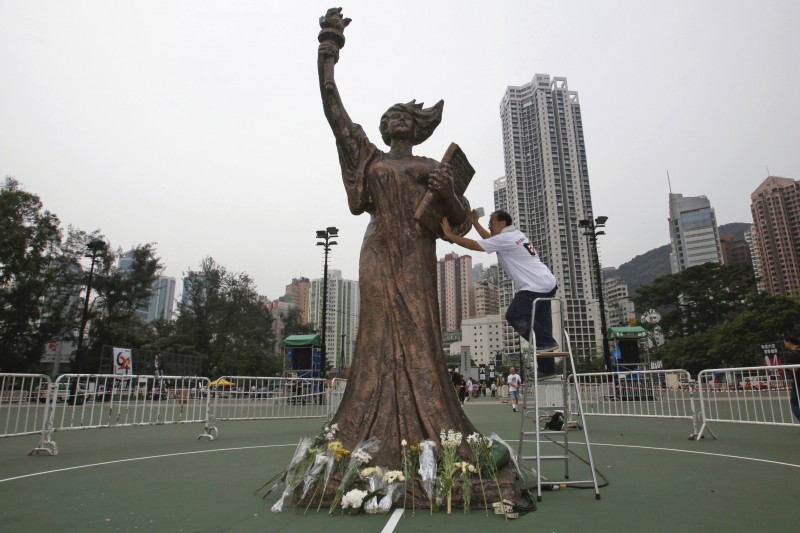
[516,297,601,501]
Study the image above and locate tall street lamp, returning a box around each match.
[579,216,611,372]
[74,239,105,373]
[316,226,338,379]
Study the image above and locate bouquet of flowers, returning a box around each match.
[437,429,463,514]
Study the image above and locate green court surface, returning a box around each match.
[1,396,798,532]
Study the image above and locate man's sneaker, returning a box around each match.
[512,405,517,412]
[537,343,560,353]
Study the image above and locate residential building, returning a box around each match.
[745,228,766,293]
[266,300,295,355]
[283,277,311,322]
[603,275,636,328]
[749,176,800,297]
[309,270,359,369]
[668,193,723,273]
[437,252,475,333]
[497,74,600,359]
[720,232,752,266]
[448,314,505,366]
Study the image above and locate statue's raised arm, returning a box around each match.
[317,8,355,140]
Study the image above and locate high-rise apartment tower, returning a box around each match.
[496,74,600,358]
[750,176,800,297]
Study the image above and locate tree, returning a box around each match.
[634,262,755,340]
[174,257,276,376]
[280,307,314,337]
[83,243,162,372]
[650,293,800,374]
[0,178,83,371]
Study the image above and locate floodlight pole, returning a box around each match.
[316,227,338,380]
[579,217,611,372]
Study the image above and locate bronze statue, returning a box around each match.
[317,7,478,468]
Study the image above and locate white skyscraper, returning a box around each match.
[310,270,359,370]
[668,193,723,273]
[497,74,601,358]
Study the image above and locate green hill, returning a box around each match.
[606,222,751,294]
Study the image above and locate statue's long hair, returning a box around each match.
[379,99,443,146]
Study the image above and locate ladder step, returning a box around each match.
[521,455,567,461]
[520,430,568,436]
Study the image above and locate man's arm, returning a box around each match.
[441,217,484,252]
[470,210,491,239]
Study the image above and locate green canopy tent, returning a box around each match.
[283,334,322,378]
[608,326,649,368]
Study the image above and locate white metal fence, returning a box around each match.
[208,376,330,422]
[0,373,52,439]
[0,373,345,456]
[572,369,699,436]
[29,374,214,455]
[5,364,799,454]
[695,364,800,439]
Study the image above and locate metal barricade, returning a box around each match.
[328,378,347,420]
[29,374,213,455]
[0,374,51,440]
[695,364,800,440]
[572,369,698,437]
[209,376,329,423]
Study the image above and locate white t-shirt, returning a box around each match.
[477,226,557,293]
[507,372,521,392]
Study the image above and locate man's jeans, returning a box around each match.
[505,288,557,375]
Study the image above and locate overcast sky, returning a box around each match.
[3,1,799,299]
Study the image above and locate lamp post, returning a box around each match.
[578,216,611,372]
[73,239,105,374]
[316,227,338,379]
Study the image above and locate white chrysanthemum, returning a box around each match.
[352,449,372,464]
[382,470,405,483]
[341,488,368,509]
[361,466,383,478]
[401,439,408,447]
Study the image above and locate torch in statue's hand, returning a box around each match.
[318,8,351,91]
[318,7,351,48]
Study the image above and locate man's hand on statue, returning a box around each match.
[469,209,481,226]
[441,217,454,238]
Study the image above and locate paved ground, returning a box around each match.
[1,395,799,532]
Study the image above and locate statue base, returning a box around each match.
[291,464,521,512]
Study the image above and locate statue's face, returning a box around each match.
[385,109,415,140]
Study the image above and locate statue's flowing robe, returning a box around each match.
[330,123,476,465]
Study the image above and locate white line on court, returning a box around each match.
[0,443,295,484]
[3,440,799,486]
[381,508,404,533]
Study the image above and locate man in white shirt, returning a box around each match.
[507,367,522,412]
[442,210,559,376]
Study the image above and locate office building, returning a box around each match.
[668,193,723,273]
[118,250,175,323]
[750,176,800,297]
[497,73,600,359]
